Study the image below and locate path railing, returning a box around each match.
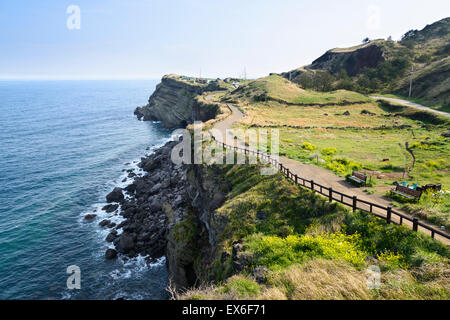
[212,136,450,241]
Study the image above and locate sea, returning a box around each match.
[0,80,173,299]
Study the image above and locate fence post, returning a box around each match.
[352,196,357,212]
[279,163,283,171]
[295,174,298,184]
[328,187,333,202]
[386,207,392,224]
[286,168,290,178]
[311,180,315,192]
[413,218,418,232]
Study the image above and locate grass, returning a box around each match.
[237,100,418,129]
[228,74,370,105]
[226,77,449,225]
[175,162,449,300]
[243,232,368,270]
[275,127,450,185]
[393,190,450,229]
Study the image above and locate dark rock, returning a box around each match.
[150,183,162,194]
[252,266,270,284]
[343,110,351,116]
[107,222,116,228]
[116,234,135,253]
[256,210,267,220]
[105,248,117,260]
[124,183,137,193]
[105,232,117,243]
[102,204,119,213]
[84,214,97,221]
[99,219,110,227]
[361,109,375,115]
[143,159,160,172]
[106,187,124,203]
[221,251,231,263]
[116,221,127,229]
[441,131,450,138]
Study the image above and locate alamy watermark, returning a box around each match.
[66,5,81,30]
[66,265,81,289]
[366,5,381,31]
[171,122,279,175]
[366,265,381,289]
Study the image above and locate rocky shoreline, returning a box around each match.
[85,140,189,264]
[84,74,227,290]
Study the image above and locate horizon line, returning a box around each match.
[0,75,164,81]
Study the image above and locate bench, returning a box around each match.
[391,185,422,201]
[348,171,368,186]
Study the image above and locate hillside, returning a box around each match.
[173,163,449,300]
[281,17,450,111]
[219,73,450,232]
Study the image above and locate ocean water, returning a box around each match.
[0,80,173,300]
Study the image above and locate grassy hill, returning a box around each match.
[174,163,449,300]
[281,17,450,111]
[227,74,370,105]
[217,73,450,231]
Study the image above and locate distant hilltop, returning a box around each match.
[281,17,450,108]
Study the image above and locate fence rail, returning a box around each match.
[213,136,449,241]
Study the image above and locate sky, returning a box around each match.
[0,0,449,80]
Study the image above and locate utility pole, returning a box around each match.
[409,66,414,98]
[243,67,247,80]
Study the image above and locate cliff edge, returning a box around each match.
[134,75,223,128]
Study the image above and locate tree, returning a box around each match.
[387,35,393,41]
[401,29,418,41]
[362,37,370,44]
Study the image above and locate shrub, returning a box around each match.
[321,147,337,156]
[244,232,367,271]
[377,250,405,269]
[301,142,316,151]
[343,211,449,266]
[424,159,445,169]
[221,277,261,297]
[325,157,362,175]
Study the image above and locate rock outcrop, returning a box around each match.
[309,43,384,76]
[134,75,220,128]
[103,137,229,290]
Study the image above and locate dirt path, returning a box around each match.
[210,104,449,244]
[370,96,450,117]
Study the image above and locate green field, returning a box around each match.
[225,74,450,229]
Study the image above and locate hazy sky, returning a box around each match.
[0,0,449,80]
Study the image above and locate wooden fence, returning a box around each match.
[213,137,450,241]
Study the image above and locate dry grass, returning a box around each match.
[176,258,450,300]
[237,100,415,128]
[273,259,372,300]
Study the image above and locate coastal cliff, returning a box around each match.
[134,75,221,128]
[99,138,228,289]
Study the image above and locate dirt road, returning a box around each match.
[210,104,449,244]
[370,96,449,117]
